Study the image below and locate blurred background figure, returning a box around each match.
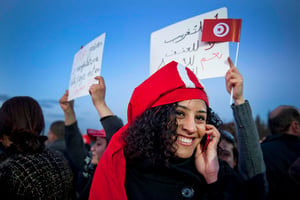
[59,76,123,200]
[218,129,238,171]
[46,120,66,155]
[261,105,300,200]
[0,96,76,199]
[87,128,107,165]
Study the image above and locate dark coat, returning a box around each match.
[261,134,300,200]
[0,148,76,200]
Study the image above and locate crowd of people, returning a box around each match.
[0,57,299,200]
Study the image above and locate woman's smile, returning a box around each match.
[176,135,195,146]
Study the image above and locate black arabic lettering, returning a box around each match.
[214,13,219,19]
[204,42,215,50]
[183,55,195,66]
[165,40,201,57]
[164,21,202,44]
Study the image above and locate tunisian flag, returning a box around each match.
[201,18,242,42]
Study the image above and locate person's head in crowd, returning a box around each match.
[0,96,45,154]
[123,60,220,166]
[218,129,238,170]
[87,128,107,165]
[0,96,77,199]
[221,122,237,143]
[47,120,65,144]
[268,105,300,136]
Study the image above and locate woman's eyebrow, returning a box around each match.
[176,104,207,113]
[197,110,207,114]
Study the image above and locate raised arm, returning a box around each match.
[89,76,123,142]
[59,90,76,125]
[225,57,268,199]
[59,90,88,170]
[89,76,113,118]
[225,57,245,105]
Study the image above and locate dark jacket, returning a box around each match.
[261,133,300,200]
[47,139,66,155]
[65,115,123,200]
[126,156,247,200]
[0,148,76,200]
[89,122,264,200]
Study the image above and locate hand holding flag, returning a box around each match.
[202,18,242,105]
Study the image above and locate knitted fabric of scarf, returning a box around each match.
[0,148,75,199]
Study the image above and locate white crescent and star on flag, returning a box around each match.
[213,23,230,37]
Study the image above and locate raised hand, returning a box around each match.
[225,57,245,105]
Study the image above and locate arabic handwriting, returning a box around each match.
[165,40,201,57]
[200,52,223,70]
[163,11,221,44]
[183,55,195,66]
[164,21,203,44]
[204,42,215,50]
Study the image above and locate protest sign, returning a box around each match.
[68,33,105,101]
[150,7,229,79]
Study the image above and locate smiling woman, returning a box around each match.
[174,99,207,158]
[88,59,267,200]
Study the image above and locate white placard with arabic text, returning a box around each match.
[68,33,106,101]
[150,7,229,79]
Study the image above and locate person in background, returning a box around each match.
[46,120,66,155]
[59,76,123,200]
[218,129,238,171]
[70,127,108,200]
[89,58,267,200]
[261,105,300,200]
[86,128,107,165]
[221,122,237,144]
[0,96,76,199]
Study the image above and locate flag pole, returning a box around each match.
[229,42,240,105]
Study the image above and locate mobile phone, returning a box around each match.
[200,134,210,151]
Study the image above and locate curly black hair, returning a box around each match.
[123,104,177,167]
[207,107,223,129]
[123,102,221,167]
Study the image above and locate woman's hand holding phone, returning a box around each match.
[195,124,221,183]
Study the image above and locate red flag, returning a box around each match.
[201,18,242,42]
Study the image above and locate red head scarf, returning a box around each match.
[127,61,209,124]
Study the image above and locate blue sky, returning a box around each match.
[1,0,299,135]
